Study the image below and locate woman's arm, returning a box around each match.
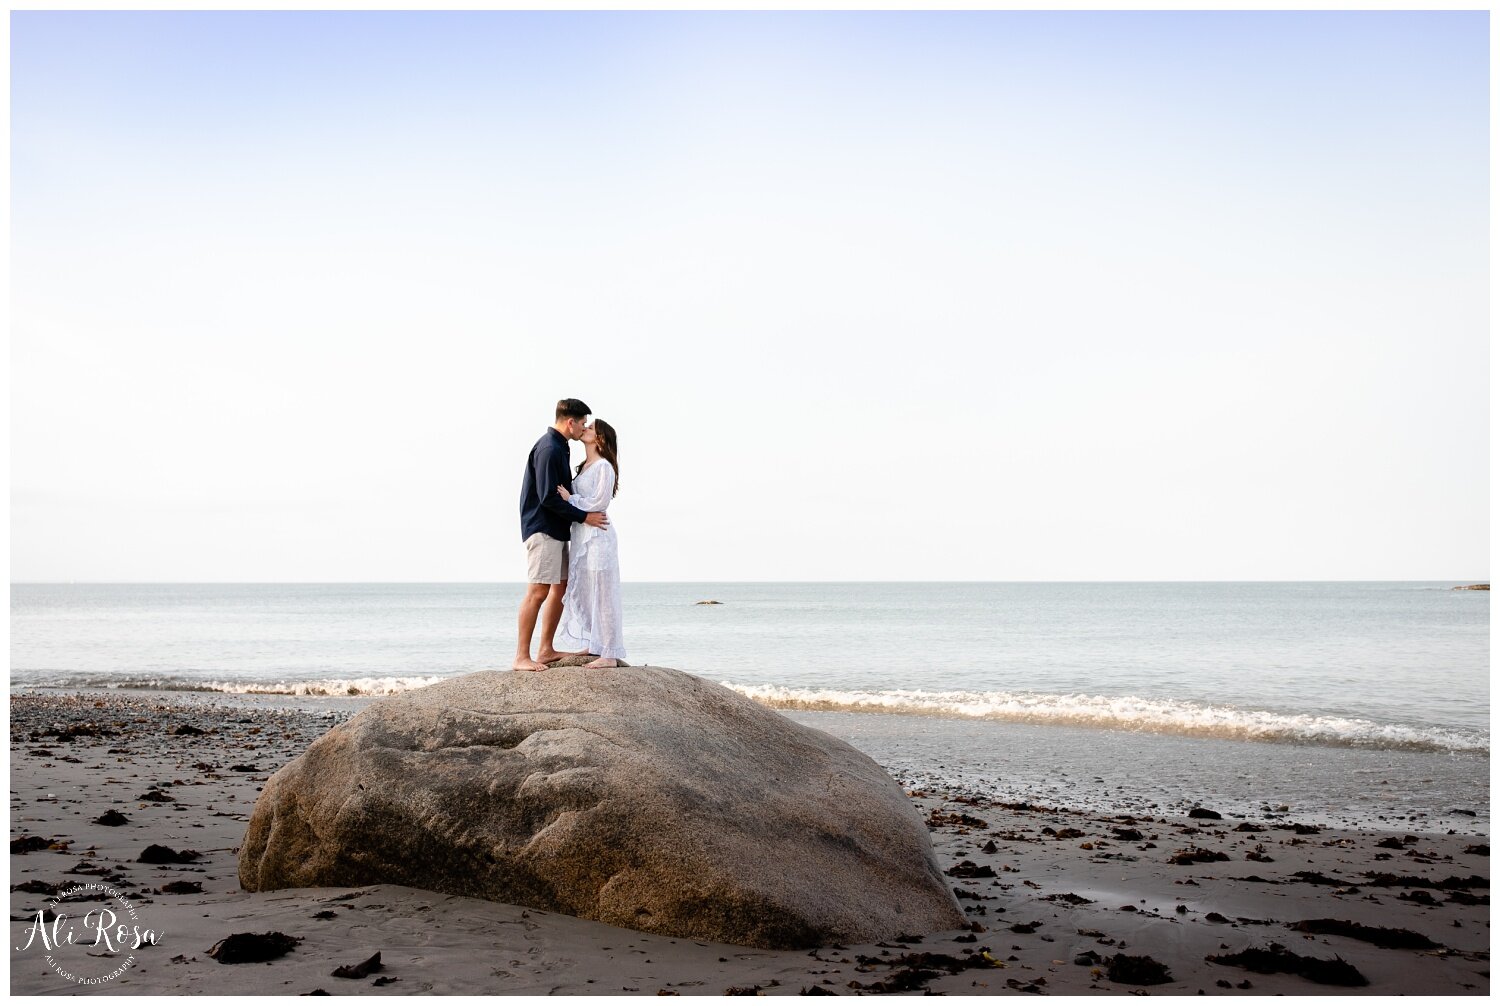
[559,462,614,513]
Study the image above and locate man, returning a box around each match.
[513,398,609,672]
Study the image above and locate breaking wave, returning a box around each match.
[15,674,447,697]
[13,672,1487,754]
[722,683,1488,755]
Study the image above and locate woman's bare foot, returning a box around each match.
[583,657,620,669]
[511,658,548,672]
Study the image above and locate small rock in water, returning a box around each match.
[1188,808,1222,820]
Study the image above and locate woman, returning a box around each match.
[553,419,625,668]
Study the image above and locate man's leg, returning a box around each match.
[513,582,550,672]
[536,581,568,664]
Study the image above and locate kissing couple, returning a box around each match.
[513,398,626,672]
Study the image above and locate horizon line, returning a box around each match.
[8,578,1490,586]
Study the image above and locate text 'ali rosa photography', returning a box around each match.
[13,880,162,987]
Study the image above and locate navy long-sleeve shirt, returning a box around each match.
[520,428,589,542]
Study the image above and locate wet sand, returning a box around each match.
[9,692,1489,995]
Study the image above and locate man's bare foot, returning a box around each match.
[584,658,620,669]
[535,649,565,665]
[511,658,548,672]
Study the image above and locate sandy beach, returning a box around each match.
[9,691,1489,996]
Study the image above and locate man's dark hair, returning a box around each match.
[556,398,591,421]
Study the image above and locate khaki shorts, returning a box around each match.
[524,532,569,584]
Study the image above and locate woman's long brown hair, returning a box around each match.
[577,419,620,497]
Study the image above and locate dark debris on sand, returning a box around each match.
[1288,919,1440,950]
[1106,953,1174,985]
[331,951,383,979]
[847,950,1002,994]
[926,808,990,830]
[43,722,117,742]
[12,879,61,895]
[207,932,302,964]
[1207,943,1368,986]
[1444,890,1489,906]
[1362,872,1488,891]
[139,843,202,864]
[1288,871,1343,886]
[159,880,204,895]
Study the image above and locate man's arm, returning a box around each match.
[536,447,589,524]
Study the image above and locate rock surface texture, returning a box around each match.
[238,666,964,949]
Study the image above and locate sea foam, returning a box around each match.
[16,671,1487,754]
[721,682,1488,755]
[26,675,448,697]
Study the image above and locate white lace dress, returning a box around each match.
[555,459,625,660]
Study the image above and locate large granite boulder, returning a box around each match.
[237,666,964,949]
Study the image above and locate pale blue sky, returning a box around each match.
[11,11,1489,581]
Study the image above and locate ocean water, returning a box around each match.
[9,581,1489,831]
